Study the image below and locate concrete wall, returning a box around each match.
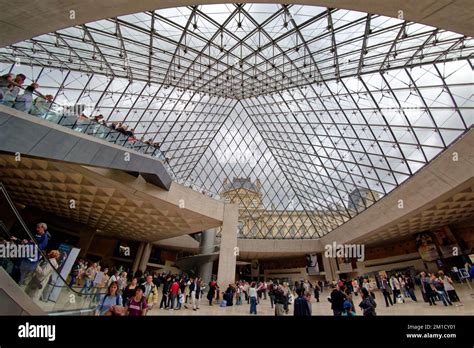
[263,267,326,284]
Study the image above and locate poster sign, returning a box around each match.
[45,246,80,302]
[459,268,470,279]
[415,232,439,261]
[306,254,320,275]
[431,226,460,259]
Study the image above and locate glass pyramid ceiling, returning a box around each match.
[0,4,472,238]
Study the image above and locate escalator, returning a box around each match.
[0,182,105,315]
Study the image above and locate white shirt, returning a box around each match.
[249,287,257,298]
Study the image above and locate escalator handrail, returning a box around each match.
[0,182,103,300]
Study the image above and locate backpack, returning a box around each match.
[127,297,146,311]
[100,295,121,312]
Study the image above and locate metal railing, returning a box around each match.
[0,183,104,315]
[0,83,171,171]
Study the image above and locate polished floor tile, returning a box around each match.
[148,283,474,316]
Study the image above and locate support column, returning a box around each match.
[132,242,145,274]
[138,242,152,272]
[78,228,96,258]
[198,228,216,284]
[217,203,239,290]
[322,255,338,283]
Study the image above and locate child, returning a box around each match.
[342,300,356,316]
[177,290,184,310]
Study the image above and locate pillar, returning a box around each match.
[138,242,152,272]
[322,255,338,283]
[198,228,216,284]
[132,242,145,274]
[217,203,239,290]
[78,228,96,258]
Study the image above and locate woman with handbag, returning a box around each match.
[25,250,60,303]
[95,281,124,316]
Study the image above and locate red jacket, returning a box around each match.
[170,282,180,295]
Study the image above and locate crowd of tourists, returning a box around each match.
[0,73,162,151]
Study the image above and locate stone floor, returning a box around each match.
[148,283,474,316]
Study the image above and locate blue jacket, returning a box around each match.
[25,232,49,264]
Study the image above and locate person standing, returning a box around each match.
[169,278,180,310]
[13,83,38,112]
[431,274,452,306]
[142,275,158,311]
[189,277,201,311]
[69,260,81,288]
[13,222,50,286]
[390,275,403,304]
[1,73,26,106]
[328,284,345,316]
[404,274,417,302]
[438,271,460,303]
[80,262,97,294]
[380,276,393,307]
[24,250,59,302]
[95,281,123,316]
[125,286,148,316]
[123,277,138,304]
[117,271,128,297]
[351,279,359,297]
[249,282,258,315]
[244,281,250,304]
[294,288,311,316]
[274,284,286,316]
[207,278,218,306]
[359,288,377,316]
[282,282,290,314]
[313,281,321,302]
[420,272,437,306]
[159,275,171,309]
[268,281,275,309]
